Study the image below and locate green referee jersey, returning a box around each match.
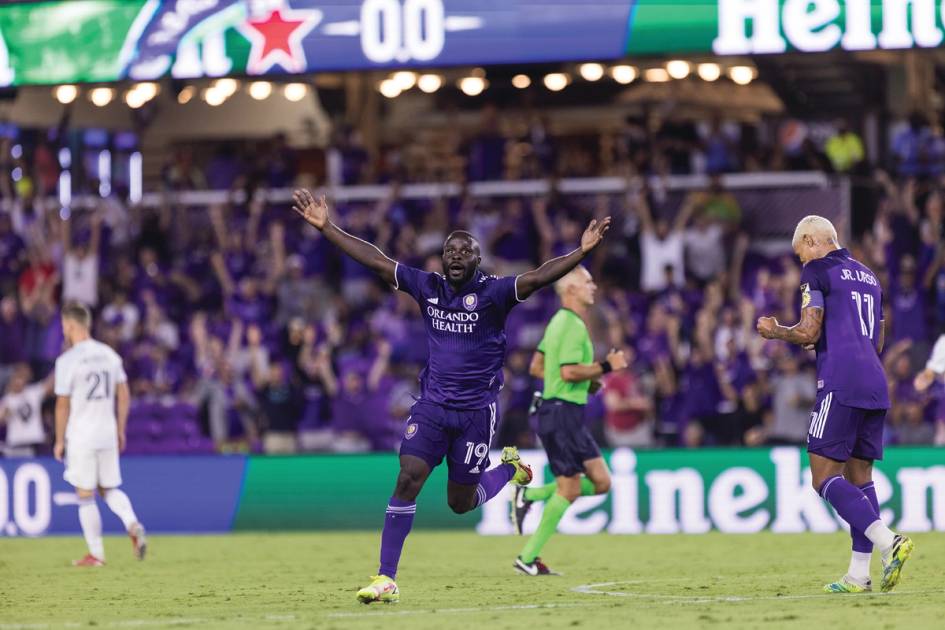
[537,308,594,405]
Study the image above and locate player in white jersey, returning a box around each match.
[914,334,945,445]
[0,364,52,457]
[53,302,146,567]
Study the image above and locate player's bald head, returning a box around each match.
[792,215,838,250]
[444,230,480,254]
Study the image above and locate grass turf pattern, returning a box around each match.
[1,531,941,629]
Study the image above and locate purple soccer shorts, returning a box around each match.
[806,390,886,462]
[398,400,498,485]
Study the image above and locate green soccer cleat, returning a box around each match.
[880,535,915,593]
[501,447,533,486]
[356,575,399,604]
[823,575,872,593]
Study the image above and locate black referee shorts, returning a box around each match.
[535,398,601,477]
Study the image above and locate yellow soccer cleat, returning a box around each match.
[823,575,871,593]
[881,535,915,593]
[357,575,399,604]
[501,446,533,486]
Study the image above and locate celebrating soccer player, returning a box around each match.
[54,303,147,566]
[756,216,914,593]
[510,266,627,576]
[291,190,611,603]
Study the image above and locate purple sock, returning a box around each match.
[819,476,880,534]
[472,463,515,509]
[378,497,415,579]
[850,482,880,553]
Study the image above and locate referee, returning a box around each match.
[511,266,628,576]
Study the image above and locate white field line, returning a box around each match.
[571,581,945,604]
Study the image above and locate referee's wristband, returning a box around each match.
[600,360,612,375]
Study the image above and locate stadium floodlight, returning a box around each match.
[379,79,402,98]
[393,71,417,91]
[54,85,78,104]
[579,63,605,81]
[203,86,227,106]
[134,82,159,102]
[730,65,755,85]
[610,65,637,84]
[417,74,442,93]
[512,74,531,89]
[697,63,722,81]
[11,144,21,159]
[125,89,147,109]
[11,167,21,181]
[458,76,487,96]
[284,83,308,101]
[248,81,272,100]
[666,60,690,79]
[214,78,239,98]
[89,87,114,107]
[644,68,670,82]
[177,85,195,104]
[543,73,569,91]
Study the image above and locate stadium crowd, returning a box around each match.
[1,109,944,456]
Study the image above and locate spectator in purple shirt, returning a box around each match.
[891,255,927,345]
[0,296,28,389]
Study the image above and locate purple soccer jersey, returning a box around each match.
[394,264,523,408]
[800,248,890,410]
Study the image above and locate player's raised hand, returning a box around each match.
[580,216,612,253]
[756,316,779,339]
[292,189,330,230]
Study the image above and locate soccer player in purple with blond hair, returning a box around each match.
[291,189,611,604]
[757,215,914,593]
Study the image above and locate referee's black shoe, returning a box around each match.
[514,556,561,576]
[510,486,533,535]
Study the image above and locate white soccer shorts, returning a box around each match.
[64,446,123,490]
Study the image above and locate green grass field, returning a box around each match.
[1,531,941,629]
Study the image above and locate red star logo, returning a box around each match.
[238,6,321,75]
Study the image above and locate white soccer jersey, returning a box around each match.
[54,339,127,449]
[927,335,945,375]
[1,383,46,446]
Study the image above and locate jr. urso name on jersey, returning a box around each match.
[840,269,878,286]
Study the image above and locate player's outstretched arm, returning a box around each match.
[291,189,397,286]
[515,217,612,300]
[756,307,823,346]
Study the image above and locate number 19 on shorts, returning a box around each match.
[464,442,488,467]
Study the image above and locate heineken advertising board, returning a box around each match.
[0,1,943,87]
[1,448,944,536]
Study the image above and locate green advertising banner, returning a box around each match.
[1,1,943,87]
[233,447,945,534]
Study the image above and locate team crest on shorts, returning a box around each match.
[404,423,418,439]
[463,294,478,311]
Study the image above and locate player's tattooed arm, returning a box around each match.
[756,307,824,346]
[291,189,397,286]
[516,217,612,299]
[877,319,885,355]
